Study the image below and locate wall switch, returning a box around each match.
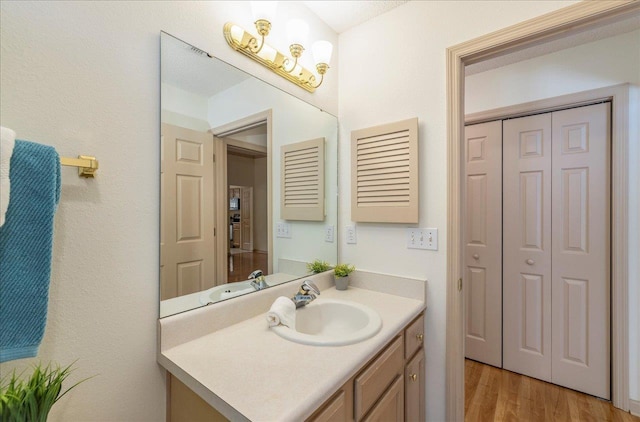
[346,225,357,244]
[325,225,335,242]
[407,228,438,250]
[276,222,292,238]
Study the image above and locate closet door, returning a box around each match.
[502,114,552,382]
[551,103,610,399]
[463,121,502,367]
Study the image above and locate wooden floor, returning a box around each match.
[227,251,268,282]
[465,359,639,421]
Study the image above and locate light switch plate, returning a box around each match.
[407,228,438,250]
[346,225,357,244]
[276,222,292,238]
[325,225,335,242]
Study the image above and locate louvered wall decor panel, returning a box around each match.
[281,137,325,221]
[351,118,419,223]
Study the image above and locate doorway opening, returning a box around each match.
[223,124,268,283]
[446,3,637,419]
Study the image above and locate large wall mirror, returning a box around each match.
[160,32,338,318]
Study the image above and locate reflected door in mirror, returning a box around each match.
[161,123,216,300]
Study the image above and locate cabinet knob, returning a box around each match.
[416,333,424,342]
[411,374,418,382]
[472,254,479,260]
[526,259,535,265]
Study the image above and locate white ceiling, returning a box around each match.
[302,1,638,74]
[303,1,407,34]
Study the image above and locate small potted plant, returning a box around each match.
[333,263,355,290]
[307,259,332,274]
[0,361,90,421]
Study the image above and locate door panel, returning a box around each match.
[503,113,552,382]
[551,103,609,399]
[463,121,502,367]
[161,123,216,300]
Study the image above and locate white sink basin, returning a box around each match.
[271,299,382,346]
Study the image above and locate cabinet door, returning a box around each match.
[355,336,403,420]
[405,348,425,422]
[362,375,404,422]
[307,390,348,422]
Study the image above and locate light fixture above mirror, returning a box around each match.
[223,1,332,93]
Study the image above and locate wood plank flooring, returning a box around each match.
[465,359,639,421]
[227,251,268,283]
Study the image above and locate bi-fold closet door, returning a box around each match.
[464,102,610,399]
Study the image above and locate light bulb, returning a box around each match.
[312,40,333,65]
[250,1,278,23]
[286,19,309,47]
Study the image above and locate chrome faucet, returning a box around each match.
[292,280,320,308]
[248,270,268,290]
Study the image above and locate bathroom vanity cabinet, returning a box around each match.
[159,274,426,422]
[166,312,425,422]
[308,313,425,422]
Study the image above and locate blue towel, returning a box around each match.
[0,140,60,363]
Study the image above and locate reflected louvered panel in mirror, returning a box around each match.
[160,32,338,317]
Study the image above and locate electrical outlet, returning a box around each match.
[276,222,292,238]
[325,225,335,242]
[407,228,438,250]
[346,225,357,244]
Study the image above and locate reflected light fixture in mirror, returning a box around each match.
[223,1,332,93]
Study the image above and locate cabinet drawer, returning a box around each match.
[362,375,404,422]
[354,335,403,420]
[405,348,425,422]
[404,314,424,359]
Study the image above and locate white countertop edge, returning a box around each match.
[159,285,426,421]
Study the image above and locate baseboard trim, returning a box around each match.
[630,399,640,417]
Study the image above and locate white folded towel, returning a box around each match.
[266,296,296,328]
[0,126,16,228]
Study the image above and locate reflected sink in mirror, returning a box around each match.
[199,280,255,304]
[198,273,300,305]
[271,299,382,346]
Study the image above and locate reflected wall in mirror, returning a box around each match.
[160,32,338,318]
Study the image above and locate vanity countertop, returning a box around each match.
[158,284,425,421]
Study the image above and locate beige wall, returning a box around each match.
[0,1,337,420]
[337,2,580,420]
[227,154,255,187]
[5,0,625,420]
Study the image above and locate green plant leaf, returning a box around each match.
[0,361,92,421]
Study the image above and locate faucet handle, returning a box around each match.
[248,269,264,279]
[300,280,320,296]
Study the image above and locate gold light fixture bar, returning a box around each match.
[223,22,324,93]
[60,155,99,178]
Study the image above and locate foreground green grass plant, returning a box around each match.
[0,362,89,422]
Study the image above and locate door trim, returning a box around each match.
[211,110,273,280]
[446,2,638,418]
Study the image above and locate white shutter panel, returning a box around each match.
[351,118,419,223]
[281,137,325,221]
